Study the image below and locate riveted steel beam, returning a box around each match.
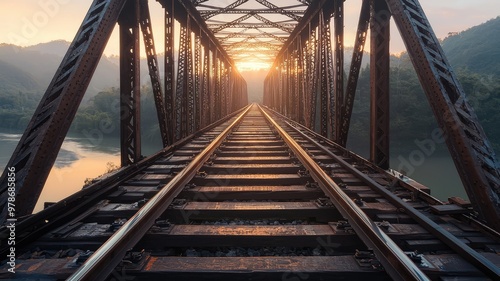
[119,0,142,166]
[386,0,500,230]
[370,0,391,170]
[0,0,127,220]
[139,0,170,147]
[339,0,370,147]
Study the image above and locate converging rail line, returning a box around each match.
[1,104,499,280]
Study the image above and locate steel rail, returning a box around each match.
[258,105,430,281]
[67,104,253,281]
[278,116,500,279]
[265,106,500,239]
[0,106,249,258]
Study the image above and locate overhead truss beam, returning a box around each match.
[208,23,295,33]
[255,0,302,21]
[201,9,305,16]
[201,0,248,20]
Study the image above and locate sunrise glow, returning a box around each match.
[236,60,272,72]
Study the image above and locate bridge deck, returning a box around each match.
[1,104,498,280]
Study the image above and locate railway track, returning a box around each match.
[1,104,499,280]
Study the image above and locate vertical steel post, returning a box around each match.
[139,0,169,147]
[163,0,175,144]
[214,52,221,120]
[297,39,305,125]
[222,62,227,116]
[119,0,141,166]
[333,0,344,142]
[175,21,188,140]
[202,45,210,126]
[339,0,370,147]
[194,34,202,130]
[386,0,500,229]
[310,27,319,131]
[319,11,329,137]
[185,17,195,135]
[210,49,216,123]
[370,0,391,169]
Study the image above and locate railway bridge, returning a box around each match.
[1,0,499,280]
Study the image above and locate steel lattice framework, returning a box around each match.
[0,0,247,220]
[0,0,499,232]
[263,0,500,230]
[195,0,308,69]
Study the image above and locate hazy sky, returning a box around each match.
[0,0,499,57]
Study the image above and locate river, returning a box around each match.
[1,132,467,214]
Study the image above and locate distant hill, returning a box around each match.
[0,60,40,95]
[442,17,500,76]
[0,41,120,100]
[24,40,71,57]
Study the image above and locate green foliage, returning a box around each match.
[442,17,500,76]
[456,69,500,152]
[69,86,163,145]
[347,59,500,156]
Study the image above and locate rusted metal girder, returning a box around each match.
[297,39,305,125]
[0,0,127,220]
[318,11,329,137]
[158,0,247,133]
[386,0,500,230]
[264,0,336,136]
[119,0,142,166]
[158,0,238,70]
[333,0,344,142]
[297,0,311,5]
[201,0,249,19]
[254,0,302,21]
[370,0,391,170]
[209,12,255,33]
[139,0,170,148]
[191,0,208,6]
[208,23,296,32]
[338,0,370,147]
[201,9,306,17]
[194,34,202,131]
[175,22,189,141]
[201,45,211,127]
[164,0,176,145]
[214,53,221,120]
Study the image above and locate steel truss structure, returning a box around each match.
[263,0,500,230]
[0,0,499,231]
[0,0,247,220]
[194,0,308,68]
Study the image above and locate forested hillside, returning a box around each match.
[347,62,500,154]
[442,17,500,76]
